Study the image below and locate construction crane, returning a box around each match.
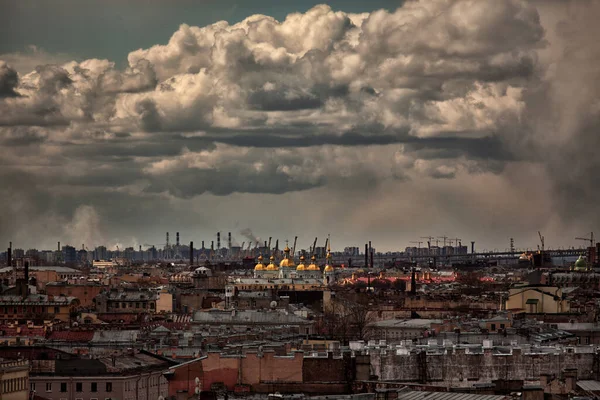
[438,236,449,247]
[410,241,423,249]
[421,236,434,249]
[311,237,318,255]
[575,232,595,248]
[324,237,329,256]
[268,237,272,252]
[452,238,462,247]
[538,231,545,252]
[292,236,298,257]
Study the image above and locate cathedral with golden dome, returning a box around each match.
[252,239,336,285]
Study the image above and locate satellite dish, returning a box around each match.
[270,301,277,309]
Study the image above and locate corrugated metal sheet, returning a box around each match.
[577,380,600,392]
[396,391,508,400]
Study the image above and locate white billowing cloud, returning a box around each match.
[0,0,598,250]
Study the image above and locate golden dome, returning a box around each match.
[307,255,320,271]
[266,256,279,271]
[255,255,265,271]
[323,251,334,272]
[296,255,306,271]
[280,258,296,268]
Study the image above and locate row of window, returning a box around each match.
[35,382,112,393]
[2,306,61,314]
[107,302,155,309]
[2,376,27,393]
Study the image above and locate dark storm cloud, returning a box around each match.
[2,0,599,250]
[0,62,19,97]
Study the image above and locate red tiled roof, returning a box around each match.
[47,330,95,342]
[0,326,46,337]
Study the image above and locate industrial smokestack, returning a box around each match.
[7,247,11,267]
[176,232,180,247]
[228,232,232,250]
[471,241,475,254]
[166,232,170,247]
[58,241,60,252]
[370,250,374,269]
[190,241,194,266]
[411,268,416,295]
[217,232,221,250]
[202,240,205,249]
[264,240,267,248]
[365,244,368,268]
[211,241,214,251]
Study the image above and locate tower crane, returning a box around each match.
[575,232,595,248]
[410,241,423,249]
[438,236,449,247]
[538,231,545,252]
[421,236,434,249]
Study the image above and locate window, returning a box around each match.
[106,382,112,392]
[500,324,505,329]
[91,382,97,392]
[46,383,52,392]
[54,306,60,313]
[490,324,496,331]
[61,382,67,392]
[76,382,83,392]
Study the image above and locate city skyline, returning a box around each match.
[1,0,599,252]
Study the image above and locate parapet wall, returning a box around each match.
[368,345,599,386]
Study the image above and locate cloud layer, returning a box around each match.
[1,0,599,251]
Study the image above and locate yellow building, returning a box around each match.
[505,285,570,313]
[0,359,29,400]
[156,289,173,313]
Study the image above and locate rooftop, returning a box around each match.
[193,309,312,326]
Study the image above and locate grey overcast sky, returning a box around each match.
[0,0,599,252]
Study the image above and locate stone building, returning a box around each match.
[505,285,570,313]
[0,359,29,400]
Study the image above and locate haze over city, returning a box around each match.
[1,0,599,252]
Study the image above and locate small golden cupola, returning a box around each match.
[307,255,320,271]
[254,255,265,271]
[296,255,307,271]
[324,238,334,272]
[280,242,296,268]
[266,256,278,270]
[324,252,334,272]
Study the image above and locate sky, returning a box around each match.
[0,0,599,252]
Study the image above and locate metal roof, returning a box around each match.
[577,381,600,392]
[396,391,508,400]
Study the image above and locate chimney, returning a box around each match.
[211,241,214,251]
[190,241,194,266]
[471,241,475,254]
[176,232,180,247]
[228,232,232,250]
[217,232,221,250]
[58,241,61,252]
[7,245,11,267]
[202,240,205,249]
[364,244,368,268]
[370,250,374,269]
